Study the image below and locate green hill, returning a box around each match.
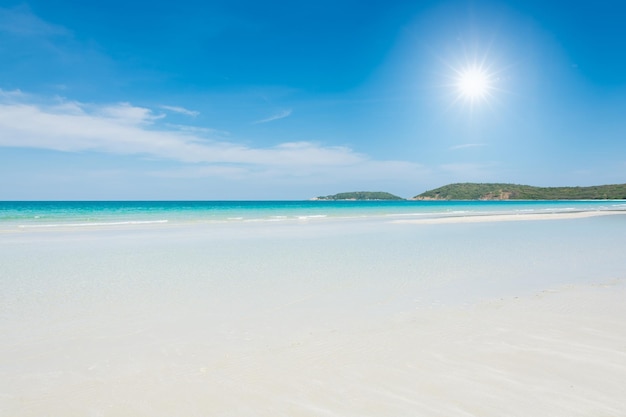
[413,183,626,200]
[314,191,404,201]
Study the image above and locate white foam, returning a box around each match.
[18,220,169,228]
[297,215,328,220]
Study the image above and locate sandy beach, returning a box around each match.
[393,209,625,224]
[1,212,625,416]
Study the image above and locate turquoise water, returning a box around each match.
[1,200,626,229]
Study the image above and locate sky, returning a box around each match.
[1,0,625,200]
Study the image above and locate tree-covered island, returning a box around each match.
[312,183,626,201]
[413,183,626,200]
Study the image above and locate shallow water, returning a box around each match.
[2,199,625,229]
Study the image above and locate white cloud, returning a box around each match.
[253,109,292,124]
[99,102,166,124]
[0,94,426,185]
[160,105,200,117]
[0,92,437,199]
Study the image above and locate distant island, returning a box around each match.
[413,183,626,200]
[312,183,626,201]
[313,191,404,201]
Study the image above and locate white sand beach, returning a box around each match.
[1,213,625,416]
[393,209,624,224]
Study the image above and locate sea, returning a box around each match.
[2,199,626,230]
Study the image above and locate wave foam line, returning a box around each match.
[18,220,169,228]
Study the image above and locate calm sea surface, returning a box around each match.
[2,200,625,230]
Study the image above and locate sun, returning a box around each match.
[456,67,491,100]
[442,50,504,110]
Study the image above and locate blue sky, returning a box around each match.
[1,0,625,199]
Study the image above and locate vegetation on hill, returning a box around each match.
[314,191,404,201]
[413,183,626,200]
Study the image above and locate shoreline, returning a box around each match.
[392,209,625,224]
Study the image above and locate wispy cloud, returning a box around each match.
[0,99,281,164]
[160,105,200,117]
[164,124,223,135]
[0,93,426,184]
[449,143,486,150]
[0,5,70,37]
[0,90,431,198]
[100,102,166,124]
[253,109,292,124]
[0,88,24,99]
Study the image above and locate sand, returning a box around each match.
[1,214,626,416]
[393,209,624,224]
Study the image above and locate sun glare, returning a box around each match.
[441,48,504,110]
[457,67,491,100]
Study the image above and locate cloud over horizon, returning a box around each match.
[0,91,426,187]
